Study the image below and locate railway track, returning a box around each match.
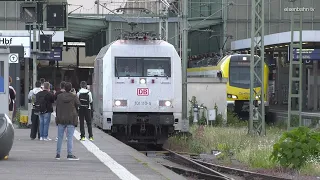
[139,148,291,180]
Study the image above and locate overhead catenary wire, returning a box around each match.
[95,1,148,32]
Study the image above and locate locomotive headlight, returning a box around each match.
[114,100,128,107]
[159,100,172,107]
[140,78,146,84]
[165,101,171,106]
[115,100,121,106]
[256,95,261,99]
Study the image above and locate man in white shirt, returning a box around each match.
[28,81,42,140]
[77,81,93,141]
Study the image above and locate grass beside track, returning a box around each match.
[167,125,320,177]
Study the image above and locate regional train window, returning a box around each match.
[0,61,4,93]
[115,57,143,77]
[229,55,261,88]
[143,57,171,77]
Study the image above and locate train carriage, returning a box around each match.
[92,35,188,146]
[187,54,269,116]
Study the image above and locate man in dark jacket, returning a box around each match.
[54,81,66,101]
[36,82,54,141]
[55,82,80,160]
[54,81,67,142]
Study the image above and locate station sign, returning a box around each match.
[0,36,30,58]
[0,30,65,59]
[292,49,320,60]
[286,47,320,66]
[37,47,62,61]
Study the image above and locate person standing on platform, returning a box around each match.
[77,81,93,141]
[8,76,16,122]
[55,82,80,160]
[40,78,45,89]
[35,82,54,141]
[28,81,42,140]
[54,81,68,141]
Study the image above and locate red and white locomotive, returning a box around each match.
[92,32,188,146]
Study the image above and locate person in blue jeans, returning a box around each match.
[35,82,54,141]
[55,82,80,160]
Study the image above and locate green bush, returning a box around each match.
[270,126,320,169]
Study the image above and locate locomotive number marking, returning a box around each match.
[137,88,149,96]
[134,101,151,106]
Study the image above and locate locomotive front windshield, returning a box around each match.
[115,57,171,77]
[229,56,261,89]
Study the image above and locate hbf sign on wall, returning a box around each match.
[0,30,64,58]
[0,37,30,58]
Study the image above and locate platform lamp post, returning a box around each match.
[249,0,265,136]
[287,0,303,130]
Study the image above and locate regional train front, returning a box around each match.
[93,34,186,147]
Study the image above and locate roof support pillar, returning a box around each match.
[287,0,303,130]
[249,0,266,136]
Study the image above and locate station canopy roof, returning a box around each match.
[65,14,108,42]
[65,14,222,42]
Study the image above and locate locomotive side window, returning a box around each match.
[115,57,171,77]
[144,57,171,77]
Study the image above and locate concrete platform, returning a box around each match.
[0,112,186,180]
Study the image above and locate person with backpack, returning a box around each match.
[8,76,16,122]
[77,81,93,141]
[35,82,54,141]
[28,81,42,140]
[55,82,80,160]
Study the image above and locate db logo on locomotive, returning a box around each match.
[137,88,149,96]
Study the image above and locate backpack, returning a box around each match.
[8,86,15,109]
[79,92,90,108]
[34,92,47,114]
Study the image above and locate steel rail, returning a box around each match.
[191,159,291,180]
[139,148,290,180]
[162,164,230,180]
[163,148,233,180]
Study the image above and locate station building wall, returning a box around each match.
[0,1,25,30]
[225,0,320,51]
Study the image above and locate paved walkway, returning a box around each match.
[0,112,186,180]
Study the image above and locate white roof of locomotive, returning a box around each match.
[95,40,175,61]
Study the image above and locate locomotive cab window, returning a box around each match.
[115,57,171,77]
[115,57,143,77]
[143,57,171,77]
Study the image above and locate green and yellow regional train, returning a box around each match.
[187,54,269,114]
